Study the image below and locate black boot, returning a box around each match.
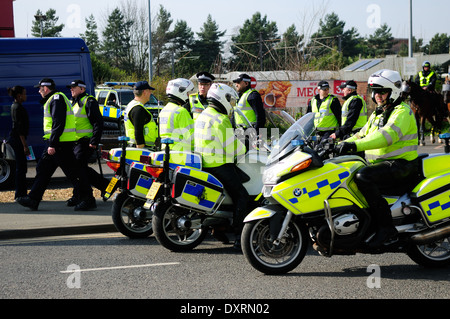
[16,195,39,211]
[368,225,398,248]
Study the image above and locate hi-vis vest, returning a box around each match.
[341,95,367,131]
[352,102,418,163]
[194,107,246,168]
[189,93,207,121]
[43,92,77,142]
[73,95,94,139]
[418,71,435,87]
[158,102,194,152]
[123,100,158,147]
[311,95,339,131]
[235,88,257,127]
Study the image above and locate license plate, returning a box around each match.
[105,177,118,194]
[146,181,162,200]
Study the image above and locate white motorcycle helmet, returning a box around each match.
[368,69,403,105]
[166,78,194,103]
[207,83,239,116]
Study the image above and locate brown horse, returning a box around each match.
[402,79,448,146]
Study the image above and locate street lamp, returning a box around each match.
[34,14,47,38]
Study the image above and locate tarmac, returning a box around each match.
[0,161,118,240]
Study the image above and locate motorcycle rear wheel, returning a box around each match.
[152,201,208,252]
[407,236,450,268]
[112,192,153,238]
[242,218,308,275]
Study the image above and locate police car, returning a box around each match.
[95,82,162,128]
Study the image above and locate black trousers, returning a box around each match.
[73,138,108,196]
[29,141,92,202]
[204,163,250,234]
[355,158,419,227]
[8,135,28,199]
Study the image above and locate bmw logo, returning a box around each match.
[293,188,302,197]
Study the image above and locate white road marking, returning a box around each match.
[60,262,180,273]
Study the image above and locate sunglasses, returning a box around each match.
[373,89,390,95]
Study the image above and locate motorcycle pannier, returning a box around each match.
[128,162,155,198]
[173,167,224,213]
[411,172,450,224]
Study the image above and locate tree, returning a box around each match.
[101,8,133,71]
[80,14,100,53]
[366,23,395,57]
[426,33,450,55]
[171,20,196,77]
[31,9,64,37]
[308,13,361,59]
[152,5,174,76]
[194,15,226,73]
[277,24,304,69]
[230,12,279,71]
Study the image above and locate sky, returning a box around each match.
[12,0,449,44]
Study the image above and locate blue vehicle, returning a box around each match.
[0,38,95,188]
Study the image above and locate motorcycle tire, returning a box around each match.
[406,236,450,268]
[241,218,308,275]
[111,191,153,239]
[152,201,208,252]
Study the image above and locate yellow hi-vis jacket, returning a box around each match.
[73,94,94,139]
[158,102,194,152]
[311,95,339,131]
[341,95,367,131]
[418,71,435,87]
[189,93,207,121]
[346,102,418,163]
[43,92,77,142]
[123,100,158,147]
[194,106,246,168]
[235,88,257,127]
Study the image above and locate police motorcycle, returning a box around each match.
[241,112,450,275]
[149,87,281,252]
[103,135,206,238]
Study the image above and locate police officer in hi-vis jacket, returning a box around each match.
[16,78,94,211]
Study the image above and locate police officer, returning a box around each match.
[330,80,367,140]
[123,81,158,149]
[233,74,266,134]
[159,78,195,152]
[337,69,419,247]
[16,78,94,211]
[67,79,108,206]
[415,61,437,91]
[194,83,248,250]
[307,80,341,141]
[188,71,215,120]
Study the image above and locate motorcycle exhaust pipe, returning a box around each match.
[410,223,450,245]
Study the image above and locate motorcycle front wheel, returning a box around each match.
[111,192,153,238]
[152,201,208,252]
[242,218,308,275]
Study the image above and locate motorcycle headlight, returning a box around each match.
[262,166,279,185]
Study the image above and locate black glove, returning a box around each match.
[336,142,357,155]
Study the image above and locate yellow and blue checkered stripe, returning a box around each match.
[100,106,121,119]
[288,171,350,204]
[177,167,223,210]
[153,153,202,170]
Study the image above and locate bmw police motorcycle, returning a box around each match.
[241,110,450,275]
[149,84,279,252]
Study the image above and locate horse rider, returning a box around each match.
[415,61,437,92]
